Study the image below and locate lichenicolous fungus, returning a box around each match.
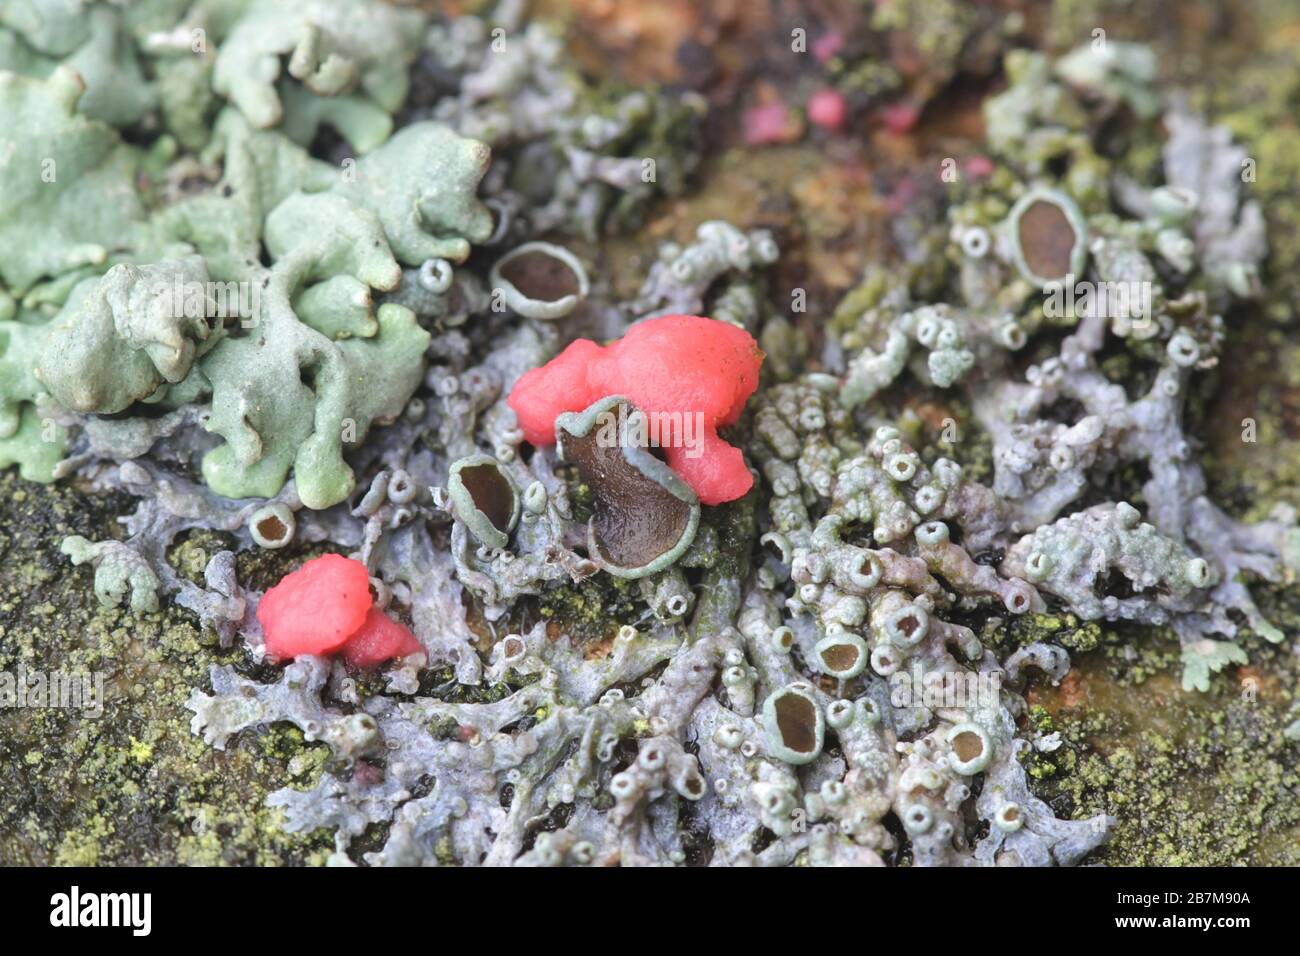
[256,554,421,666]
[507,314,763,505]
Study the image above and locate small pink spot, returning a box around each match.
[807,89,848,131]
[744,102,802,146]
[879,101,920,134]
[813,31,845,63]
[962,155,995,179]
[340,607,423,669]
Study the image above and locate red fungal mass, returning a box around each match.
[506,314,764,505]
[258,554,371,658]
[341,607,423,669]
[257,554,419,666]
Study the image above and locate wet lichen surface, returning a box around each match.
[3,0,1300,866]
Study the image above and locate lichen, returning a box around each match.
[2,0,1297,869]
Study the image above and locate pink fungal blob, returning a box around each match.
[743,101,802,146]
[808,89,848,131]
[507,314,764,505]
[879,101,920,134]
[341,608,423,669]
[257,554,372,659]
[812,31,845,63]
[962,155,995,179]
[257,554,420,666]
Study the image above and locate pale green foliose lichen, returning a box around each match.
[60,533,161,614]
[0,57,494,509]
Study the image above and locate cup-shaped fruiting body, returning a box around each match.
[499,634,527,664]
[1167,330,1201,367]
[522,480,548,515]
[637,742,668,772]
[835,550,882,591]
[753,780,800,835]
[489,241,589,320]
[386,468,418,505]
[913,484,945,515]
[884,604,930,648]
[998,320,1028,351]
[771,625,796,654]
[713,723,745,750]
[820,779,848,805]
[995,802,1024,833]
[447,454,521,550]
[883,451,919,482]
[369,575,391,609]
[644,567,695,619]
[915,520,949,547]
[1024,551,1053,581]
[556,396,700,579]
[932,457,963,487]
[1002,578,1037,614]
[825,698,857,730]
[249,503,296,549]
[814,632,869,679]
[673,764,707,801]
[722,664,751,687]
[870,643,901,675]
[901,803,934,835]
[945,721,994,775]
[1006,187,1088,287]
[762,682,825,765]
[958,225,991,259]
[761,531,794,565]
[1048,445,1076,472]
[1185,557,1215,588]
